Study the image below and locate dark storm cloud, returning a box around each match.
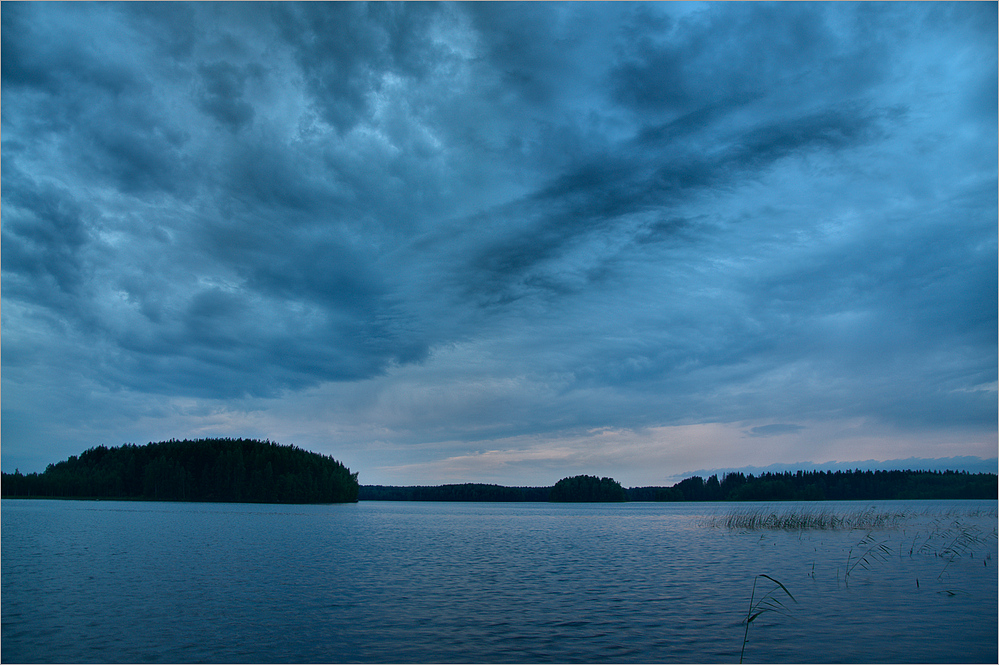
[610,1,912,116]
[197,61,258,131]
[1,4,140,96]
[273,1,443,133]
[461,102,893,304]
[2,1,449,398]
[2,2,995,477]
[1,167,89,296]
[408,3,921,307]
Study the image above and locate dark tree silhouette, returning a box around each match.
[627,469,997,502]
[549,475,627,502]
[354,470,996,503]
[358,484,551,501]
[1,438,358,503]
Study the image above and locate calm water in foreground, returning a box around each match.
[2,499,996,663]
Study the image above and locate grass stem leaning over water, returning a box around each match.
[740,574,796,664]
[844,533,892,586]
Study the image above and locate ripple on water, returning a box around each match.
[1,499,996,663]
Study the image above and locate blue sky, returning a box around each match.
[2,2,996,486]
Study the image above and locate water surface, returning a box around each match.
[2,499,995,663]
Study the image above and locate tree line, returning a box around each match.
[359,483,551,502]
[629,469,997,501]
[358,469,996,502]
[358,475,627,502]
[5,451,993,504]
[1,438,358,503]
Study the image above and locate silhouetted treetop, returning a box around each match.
[357,484,551,501]
[627,469,997,502]
[549,475,627,502]
[1,438,358,503]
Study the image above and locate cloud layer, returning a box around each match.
[3,2,996,483]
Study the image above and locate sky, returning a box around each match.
[2,2,996,487]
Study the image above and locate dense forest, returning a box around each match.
[628,469,997,501]
[358,476,628,502]
[359,483,551,502]
[1,438,358,503]
[358,469,997,503]
[357,476,628,502]
[549,475,627,502]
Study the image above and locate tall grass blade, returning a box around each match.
[740,574,796,663]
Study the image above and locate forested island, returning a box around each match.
[358,469,997,502]
[0,438,358,503]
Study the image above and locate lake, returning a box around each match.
[2,499,996,663]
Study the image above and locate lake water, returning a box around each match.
[2,499,996,663]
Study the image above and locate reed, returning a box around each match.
[844,533,892,586]
[740,574,795,664]
[715,507,910,531]
[908,517,998,581]
[914,517,995,558]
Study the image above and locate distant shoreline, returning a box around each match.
[359,469,996,502]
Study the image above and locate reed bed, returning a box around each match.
[713,507,912,531]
